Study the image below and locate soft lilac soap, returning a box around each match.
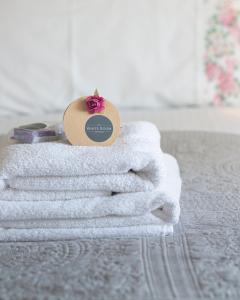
[12,123,59,143]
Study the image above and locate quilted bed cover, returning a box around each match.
[0,110,239,299]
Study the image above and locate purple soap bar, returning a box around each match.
[12,123,60,143]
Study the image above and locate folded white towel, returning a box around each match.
[0,224,173,242]
[0,190,111,201]
[0,122,182,241]
[0,213,170,229]
[0,122,165,195]
[0,154,181,241]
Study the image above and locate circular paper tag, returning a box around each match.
[85,115,113,142]
[63,97,120,146]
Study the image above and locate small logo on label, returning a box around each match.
[85,115,113,142]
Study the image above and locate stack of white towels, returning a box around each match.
[0,122,181,241]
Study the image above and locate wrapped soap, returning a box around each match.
[10,123,65,143]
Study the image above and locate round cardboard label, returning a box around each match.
[85,115,113,142]
[63,96,120,146]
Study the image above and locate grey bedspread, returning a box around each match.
[0,131,239,300]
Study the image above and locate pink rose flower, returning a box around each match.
[206,63,220,80]
[86,95,105,114]
[229,26,240,41]
[226,59,235,69]
[219,6,236,26]
[218,70,236,93]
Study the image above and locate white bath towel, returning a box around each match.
[0,154,181,241]
[0,224,173,242]
[0,189,111,201]
[0,122,165,196]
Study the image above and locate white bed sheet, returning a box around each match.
[0,108,240,135]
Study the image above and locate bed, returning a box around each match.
[0,109,240,299]
[1,0,240,298]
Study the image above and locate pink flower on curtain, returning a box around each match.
[206,63,220,80]
[229,26,240,41]
[204,0,240,104]
[225,59,236,72]
[219,6,236,26]
[218,70,236,93]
